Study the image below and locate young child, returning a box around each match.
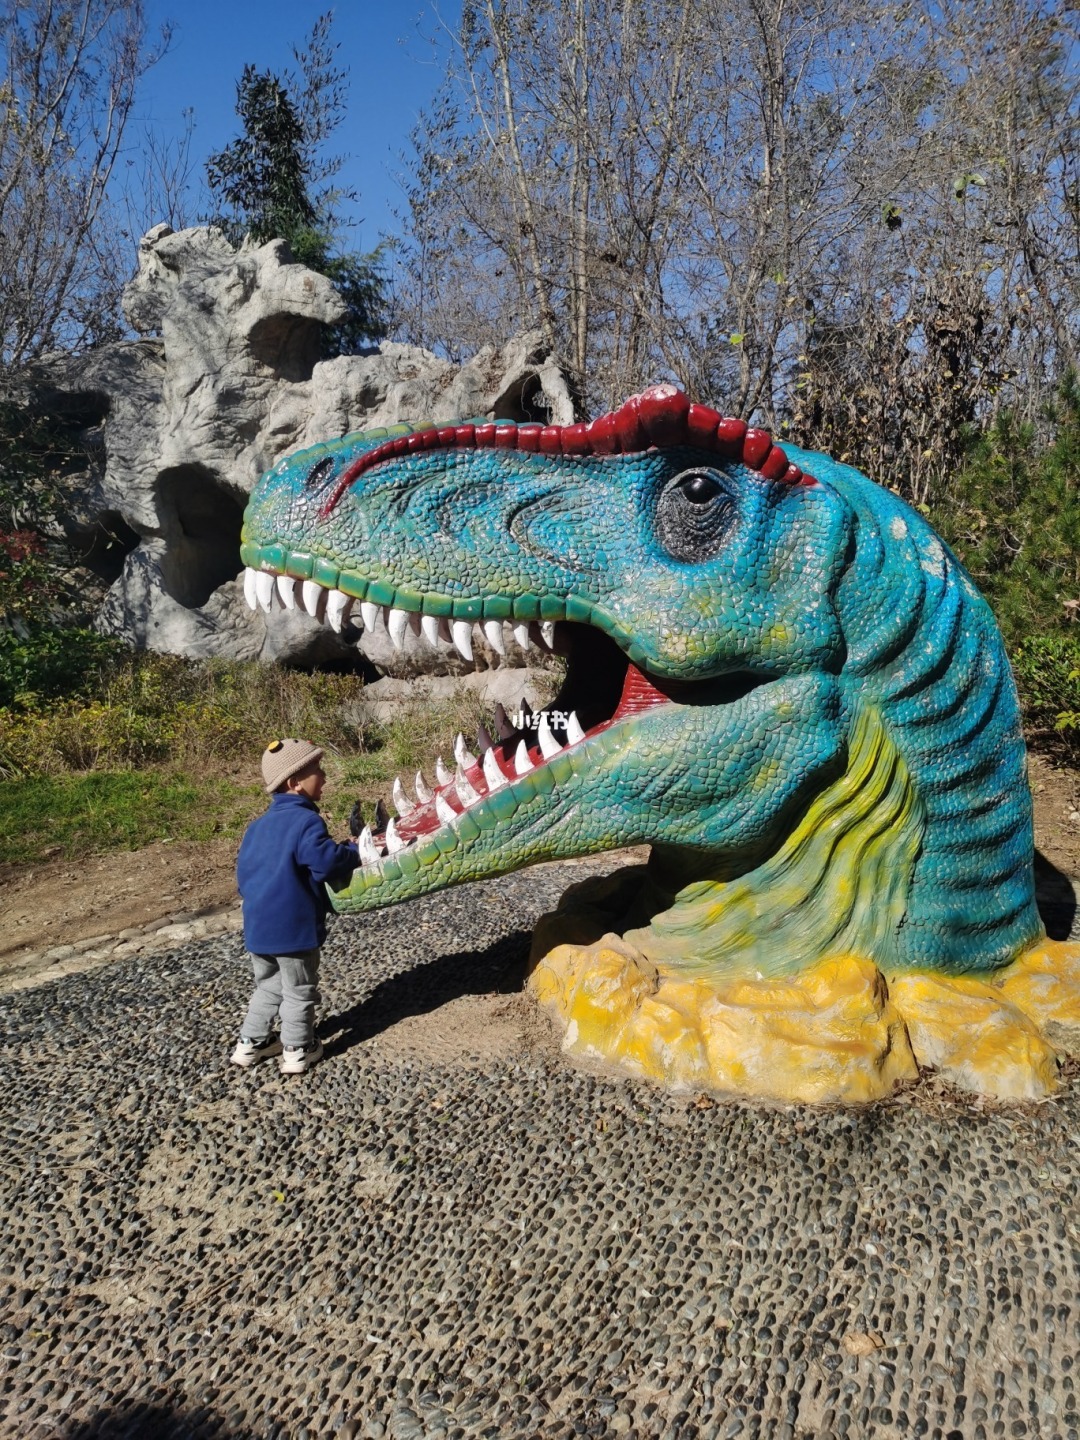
[232,738,361,1075]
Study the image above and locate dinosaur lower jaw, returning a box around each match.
[241,556,771,906]
[322,638,671,907]
[338,629,769,908]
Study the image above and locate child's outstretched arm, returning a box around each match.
[296,819,361,885]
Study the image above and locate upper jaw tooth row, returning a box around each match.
[355,713,588,873]
[242,567,556,658]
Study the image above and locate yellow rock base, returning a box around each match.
[888,940,1080,1101]
[996,939,1080,1053]
[886,972,1059,1101]
[528,937,918,1104]
[528,930,1080,1105]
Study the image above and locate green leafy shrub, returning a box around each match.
[0,624,125,709]
[932,374,1080,652]
[0,531,53,617]
[0,648,551,785]
[1010,635,1080,750]
[0,647,560,861]
[0,402,90,625]
[0,653,369,778]
[929,374,1080,755]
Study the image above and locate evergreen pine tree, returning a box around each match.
[205,17,387,354]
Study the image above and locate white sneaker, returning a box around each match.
[279,1040,324,1075]
[230,1035,283,1068]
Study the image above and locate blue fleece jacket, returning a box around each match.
[236,792,360,954]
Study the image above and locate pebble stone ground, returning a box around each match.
[1,858,1079,1440]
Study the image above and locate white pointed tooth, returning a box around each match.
[566,711,586,745]
[414,771,433,804]
[421,614,441,647]
[435,793,457,827]
[538,713,561,760]
[540,620,556,649]
[301,580,323,615]
[326,589,352,632]
[359,600,378,631]
[482,749,507,791]
[358,825,381,867]
[454,732,476,769]
[451,619,474,661]
[276,574,297,609]
[392,776,415,817]
[254,570,276,613]
[387,606,409,649]
[385,817,405,855]
[482,619,506,655]
[243,567,258,610]
[435,756,453,787]
[514,739,533,776]
[513,622,532,651]
[455,768,481,806]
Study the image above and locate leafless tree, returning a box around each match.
[0,0,169,371]
[118,107,199,237]
[397,0,1079,498]
[790,0,1080,501]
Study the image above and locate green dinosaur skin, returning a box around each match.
[240,388,1041,979]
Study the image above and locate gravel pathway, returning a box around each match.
[1,858,1079,1440]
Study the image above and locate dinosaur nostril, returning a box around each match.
[304,456,335,489]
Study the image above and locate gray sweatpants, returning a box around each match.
[241,949,321,1049]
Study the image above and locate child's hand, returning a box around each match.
[347,800,364,837]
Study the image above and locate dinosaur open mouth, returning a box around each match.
[241,565,768,878]
[380,619,677,850]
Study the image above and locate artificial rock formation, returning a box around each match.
[28,224,574,669]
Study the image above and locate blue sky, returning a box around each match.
[136,1,457,249]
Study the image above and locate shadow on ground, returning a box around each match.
[59,1402,256,1439]
[321,928,533,1057]
[1035,847,1078,939]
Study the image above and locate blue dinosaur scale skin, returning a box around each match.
[240,389,1041,979]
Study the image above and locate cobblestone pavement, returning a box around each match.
[1,858,1079,1440]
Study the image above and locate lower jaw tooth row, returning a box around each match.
[243,567,555,658]
[355,717,586,873]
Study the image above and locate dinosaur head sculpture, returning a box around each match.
[239,384,1080,1102]
[241,384,1039,978]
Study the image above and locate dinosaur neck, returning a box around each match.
[630,705,923,980]
[829,482,1042,972]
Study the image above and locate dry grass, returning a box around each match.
[0,654,525,863]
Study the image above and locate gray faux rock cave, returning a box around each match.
[27,225,575,672]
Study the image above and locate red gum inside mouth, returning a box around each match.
[389,660,669,848]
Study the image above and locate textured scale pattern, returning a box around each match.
[240,384,1043,980]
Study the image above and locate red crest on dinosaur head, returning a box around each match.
[320,384,815,517]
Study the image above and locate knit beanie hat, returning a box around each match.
[261,738,324,794]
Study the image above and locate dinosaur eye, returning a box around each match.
[304,456,335,490]
[680,473,724,504]
[655,468,734,562]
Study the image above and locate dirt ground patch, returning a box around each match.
[1028,748,1080,876]
[0,750,1077,987]
[0,836,241,966]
